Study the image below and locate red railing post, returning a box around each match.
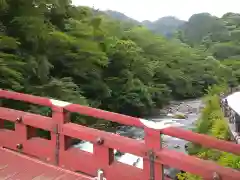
[15,117,36,146]
[0,99,3,129]
[144,127,163,180]
[93,139,114,177]
[51,104,71,165]
[0,119,4,129]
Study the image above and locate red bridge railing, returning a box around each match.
[0,89,240,180]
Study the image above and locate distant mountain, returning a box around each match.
[178,13,229,46]
[142,16,186,37]
[104,11,185,37]
[104,10,140,25]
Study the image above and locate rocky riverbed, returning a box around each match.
[74,99,203,179]
[116,99,203,152]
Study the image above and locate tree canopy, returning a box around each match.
[176,12,240,85]
[0,1,233,120]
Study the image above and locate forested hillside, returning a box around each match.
[0,1,234,120]
[177,12,240,85]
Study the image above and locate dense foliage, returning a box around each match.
[178,85,240,180]
[177,13,240,85]
[0,1,233,122]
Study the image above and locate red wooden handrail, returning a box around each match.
[0,89,240,180]
[162,127,240,155]
[0,89,52,107]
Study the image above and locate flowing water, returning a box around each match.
[74,99,203,179]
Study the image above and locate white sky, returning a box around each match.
[72,0,240,22]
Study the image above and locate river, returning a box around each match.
[74,99,203,179]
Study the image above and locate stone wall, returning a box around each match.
[220,91,240,144]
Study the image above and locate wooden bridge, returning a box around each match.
[0,89,240,180]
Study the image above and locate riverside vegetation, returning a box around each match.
[177,85,240,180]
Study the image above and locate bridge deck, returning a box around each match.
[0,147,91,180]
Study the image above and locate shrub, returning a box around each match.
[178,85,239,179]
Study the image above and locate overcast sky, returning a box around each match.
[72,0,240,21]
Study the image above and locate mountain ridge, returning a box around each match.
[104,10,186,37]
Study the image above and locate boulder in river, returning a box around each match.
[173,113,188,119]
[174,144,180,149]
